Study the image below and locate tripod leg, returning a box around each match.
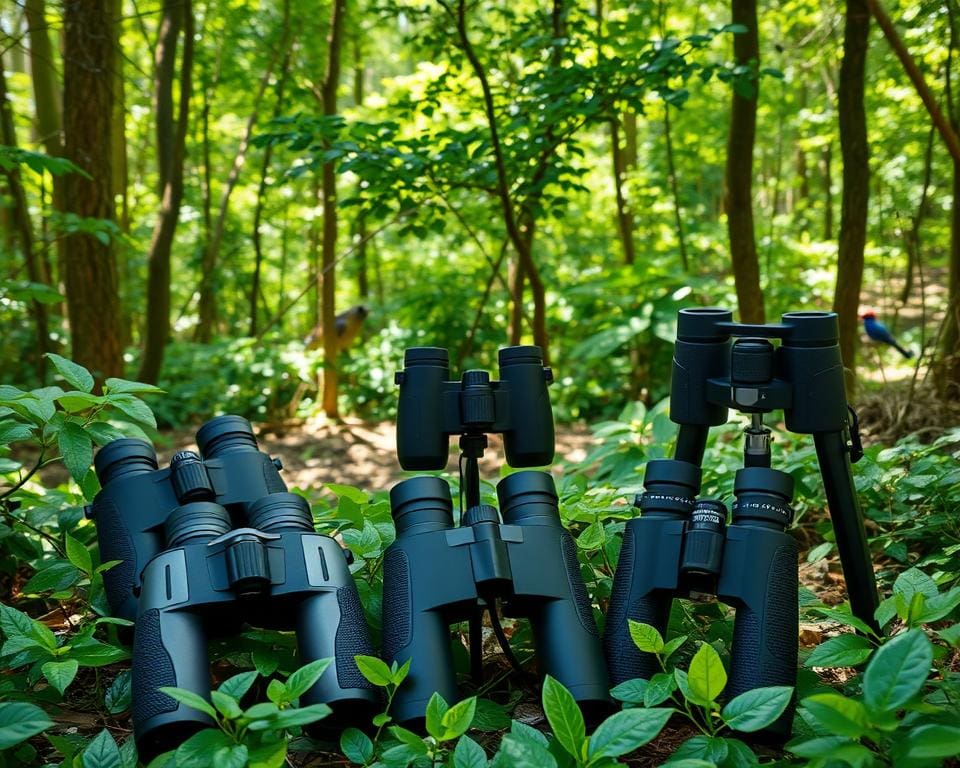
[814,432,880,632]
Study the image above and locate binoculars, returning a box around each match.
[604,308,880,738]
[386,346,610,724]
[382,472,611,724]
[604,460,799,735]
[395,345,555,470]
[88,417,377,760]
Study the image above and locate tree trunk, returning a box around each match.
[62,0,124,381]
[823,142,834,240]
[353,37,369,298]
[724,0,765,324]
[610,118,636,265]
[0,54,48,378]
[901,128,934,305]
[664,106,689,271]
[320,0,347,419]
[833,0,871,392]
[109,0,129,234]
[138,0,194,384]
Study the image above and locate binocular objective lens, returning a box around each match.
[166,502,232,547]
[497,471,559,525]
[680,500,727,577]
[390,476,454,535]
[636,459,702,518]
[93,438,158,485]
[732,467,795,530]
[196,415,259,457]
[247,493,315,532]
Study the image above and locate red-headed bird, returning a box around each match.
[862,312,913,358]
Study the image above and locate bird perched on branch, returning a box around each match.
[862,311,913,358]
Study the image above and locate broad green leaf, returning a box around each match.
[103,378,164,396]
[669,735,728,764]
[391,657,411,686]
[892,568,938,601]
[805,634,874,668]
[82,729,121,768]
[355,654,393,686]
[325,483,369,503]
[57,392,104,412]
[59,420,93,484]
[283,657,332,700]
[722,738,759,768]
[661,634,688,660]
[105,670,131,714]
[587,707,673,759]
[42,659,79,695]
[242,702,279,720]
[542,675,586,759]
[687,643,726,704]
[441,696,477,740]
[861,629,932,714]
[107,394,157,429]
[46,353,94,393]
[497,732,557,768]
[788,736,873,765]
[916,587,960,623]
[266,679,287,704]
[174,729,232,768]
[628,620,664,653]
[426,692,450,740]
[65,534,93,576]
[22,560,82,595]
[0,702,54,749]
[899,724,960,759]
[252,648,279,676]
[157,687,217,718]
[252,703,331,730]
[644,671,677,707]
[812,607,878,637]
[937,623,960,648]
[340,727,374,764]
[210,691,242,719]
[387,725,430,756]
[212,745,248,768]
[721,686,792,732]
[66,639,130,667]
[454,735,488,768]
[0,603,58,651]
[610,678,648,705]
[218,670,258,701]
[246,738,287,768]
[800,693,869,738]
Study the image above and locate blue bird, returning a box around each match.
[862,311,913,358]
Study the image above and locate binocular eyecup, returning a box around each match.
[390,477,454,535]
[195,415,259,457]
[402,346,448,367]
[496,470,560,525]
[247,493,315,532]
[94,438,159,485]
[636,459,702,517]
[498,345,545,367]
[166,502,232,547]
[732,467,794,529]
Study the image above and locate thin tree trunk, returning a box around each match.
[901,127,935,305]
[823,142,834,240]
[611,118,636,265]
[138,0,194,384]
[320,0,347,418]
[109,0,129,234]
[833,0,871,392]
[664,106,689,271]
[352,35,369,298]
[724,0,765,324]
[0,54,48,378]
[194,47,279,342]
[62,0,124,381]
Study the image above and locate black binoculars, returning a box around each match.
[382,472,611,724]
[386,346,610,724]
[395,345,555,470]
[88,417,378,760]
[604,459,799,735]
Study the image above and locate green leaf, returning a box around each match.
[174,729,233,768]
[387,725,430,756]
[0,702,54,749]
[813,607,878,637]
[800,693,869,738]
[788,736,873,764]
[610,678,648,705]
[670,735,728,764]
[106,394,157,429]
[644,671,677,707]
[242,702,279,720]
[103,378,164,396]
[721,686,792,732]
[340,727,374,764]
[253,702,331,730]
[65,639,129,667]
[266,679,287,704]
[218,670,258,701]
[441,696,477,740]
[541,675,585,759]
[498,732,557,768]
[82,729,121,768]
[391,657,411,686]
[661,634,688,661]
[105,670,131,714]
[355,654,393,686]
[59,420,93,484]
[587,707,673,759]
[628,620,664,653]
[23,560,82,595]
[899,724,960,759]
[425,692,449,740]
[212,744,248,768]
[805,634,874,668]
[937,623,960,647]
[325,483,370,503]
[57,392,104,412]
[158,687,217,718]
[210,691,243,719]
[454,735,488,768]
[722,738,758,768]
[65,534,94,576]
[46,353,94,393]
[42,659,79,695]
[252,648,279,676]
[284,657,332,700]
[0,603,58,651]
[916,586,960,623]
[892,568,938,601]
[861,629,932,714]
[687,643,726,704]
[246,738,287,768]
